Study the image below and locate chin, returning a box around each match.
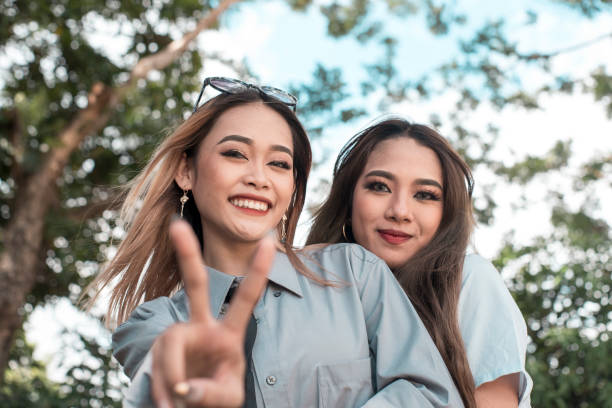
[234,226,272,242]
[380,253,409,271]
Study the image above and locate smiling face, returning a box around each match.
[350,137,444,270]
[176,102,295,249]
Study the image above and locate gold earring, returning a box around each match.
[281,214,288,243]
[180,189,189,218]
[342,222,350,241]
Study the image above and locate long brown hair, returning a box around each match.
[306,118,477,407]
[85,90,323,326]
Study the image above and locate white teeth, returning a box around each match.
[230,198,269,211]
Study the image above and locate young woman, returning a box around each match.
[307,118,533,408]
[85,79,464,407]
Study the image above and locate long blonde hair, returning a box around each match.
[85,90,322,326]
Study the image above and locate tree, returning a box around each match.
[1,0,610,405]
[0,0,247,384]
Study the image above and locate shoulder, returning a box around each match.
[300,243,387,279]
[461,253,508,292]
[458,255,530,389]
[459,253,519,313]
[301,242,382,264]
[126,290,189,324]
[112,290,188,379]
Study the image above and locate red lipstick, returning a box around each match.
[377,229,412,244]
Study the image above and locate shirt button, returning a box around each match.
[266,375,277,386]
[273,290,281,297]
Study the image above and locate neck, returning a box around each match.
[201,230,264,276]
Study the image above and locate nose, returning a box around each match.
[243,160,270,189]
[384,193,413,223]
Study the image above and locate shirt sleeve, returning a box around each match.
[112,295,186,380]
[345,245,464,408]
[121,352,155,407]
[459,254,532,405]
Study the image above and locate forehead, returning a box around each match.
[204,102,293,149]
[364,137,443,181]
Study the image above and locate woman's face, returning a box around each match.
[350,137,444,270]
[182,102,295,245]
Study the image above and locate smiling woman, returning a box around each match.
[307,118,533,408]
[174,103,296,264]
[351,137,444,270]
[83,80,466,407]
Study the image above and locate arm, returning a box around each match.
[112,294,184,379]
[347,246,464,407]
[475,373,519,407]
[459,254,532,406]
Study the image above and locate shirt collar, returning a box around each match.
[206,267,236,318]
[267,251,303,298]
[205,251,303,317]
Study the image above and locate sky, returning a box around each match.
[25,0,612,383]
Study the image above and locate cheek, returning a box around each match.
[277,176,295,208]
[423,206,443,238]
[350,191,373,240]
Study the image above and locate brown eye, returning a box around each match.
[365,181,391,193]
[415,191,441,201]
[221,149,247,159]
[269,160,291,170]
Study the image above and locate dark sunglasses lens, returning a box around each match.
[260,86,297,105]
[210,77,246,93]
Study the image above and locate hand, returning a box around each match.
[151,219,274,407]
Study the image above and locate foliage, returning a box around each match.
[0,0,611,405]
[495,164,612,405]
[1,325,126,407]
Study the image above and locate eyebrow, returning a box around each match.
[365,170,443,190]
[217,135,293,156]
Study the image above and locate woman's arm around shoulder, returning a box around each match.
[343,244,465,407]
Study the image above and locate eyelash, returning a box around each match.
[221,149,246,159]
[415,190,442,201]
[365,181,391,193]
[220,149,292,170]
[364,180,442,201]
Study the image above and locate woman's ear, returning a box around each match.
[175,152,194,190]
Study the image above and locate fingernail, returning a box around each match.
[174,381,190,397]
[184,383,205,403]
[171,214,181,223]
[157,401,171,408]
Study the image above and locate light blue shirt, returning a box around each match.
[114,243,464,407]
[460,254,533,407]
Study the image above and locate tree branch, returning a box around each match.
[522,31,612,60]
[0,0,245,381]
[129,0,242,82]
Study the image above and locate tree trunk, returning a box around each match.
[0,0,242,382]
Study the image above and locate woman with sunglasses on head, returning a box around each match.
[85,78,465,407]
[307,118,532,408]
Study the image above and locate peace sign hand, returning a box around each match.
[150,219,274,408]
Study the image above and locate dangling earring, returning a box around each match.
[179,189,189,218]
[342,221,350,241]
[280,214,288,243]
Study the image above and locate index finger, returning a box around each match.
[169,219,211,323]
[223,235,275,333]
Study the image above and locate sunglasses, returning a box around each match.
[193,77,298,113]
